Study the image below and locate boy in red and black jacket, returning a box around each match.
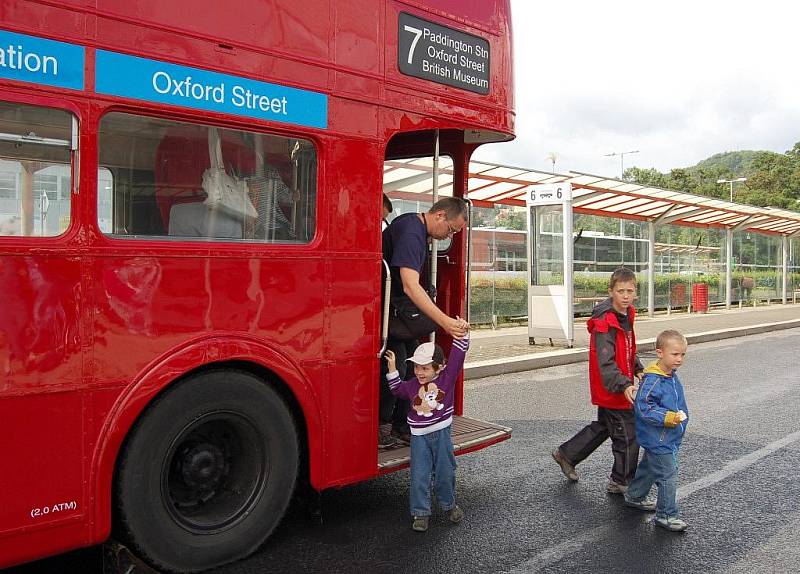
[552,267,644,494]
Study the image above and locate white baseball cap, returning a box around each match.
[406,342,445,365]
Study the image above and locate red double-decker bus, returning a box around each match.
[0,0,514,570]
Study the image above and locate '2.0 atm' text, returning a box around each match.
[30,500,78,518]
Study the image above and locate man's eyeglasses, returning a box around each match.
[446,221,462,236]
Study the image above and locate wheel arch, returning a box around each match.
[89,335,323,542]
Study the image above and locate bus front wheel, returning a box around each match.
[115,370,299,573]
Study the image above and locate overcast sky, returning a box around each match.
[474,0,800,179]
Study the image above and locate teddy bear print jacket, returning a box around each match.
[386,335,470,436]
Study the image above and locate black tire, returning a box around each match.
[115,370,299,572]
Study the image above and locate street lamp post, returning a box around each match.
[717,177,747,202]
[604,150,639,238]
[605,150,639,179]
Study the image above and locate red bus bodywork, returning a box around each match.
[0,0,514,569]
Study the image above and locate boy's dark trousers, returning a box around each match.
[558,406,639,484]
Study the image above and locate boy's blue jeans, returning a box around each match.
[409,425,456,517]
[626,449,679,519]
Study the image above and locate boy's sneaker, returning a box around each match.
[412,516,429,532]
[654,516,688,532]
[378,424,398,449]
[551,449,578,482]
[447,505,464,524]
[606,479,628,494]
[623,495,657,511]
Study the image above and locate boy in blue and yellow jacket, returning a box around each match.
[624,329,689,532]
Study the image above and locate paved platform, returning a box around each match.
[464,303,800,379]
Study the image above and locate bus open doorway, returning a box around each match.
[378,129,512,472]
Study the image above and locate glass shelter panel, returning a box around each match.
[731,230,783,302]
[530,205,563,286]
[468,206,527,325]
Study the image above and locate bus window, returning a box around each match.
[0,101,74,237]
[97,113,317,243]
[96,168,114,234]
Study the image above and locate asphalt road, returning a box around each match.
[10,328,800,574]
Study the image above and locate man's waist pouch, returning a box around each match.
[389,294,437,340]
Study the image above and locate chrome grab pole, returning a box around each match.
[464,197,473,323]
[429,129,440,343]
[378,259,391,357]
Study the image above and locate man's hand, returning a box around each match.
[384,349,397,373]
[676,410,687,422]
[623,384,637,404]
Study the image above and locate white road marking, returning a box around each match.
[504,428,800,574]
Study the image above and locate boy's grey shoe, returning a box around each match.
[606,479,628,494]
[624,495,657,511]
[447,505,464,524]
[654,516,688,532]
[551,449,579,481]
[412,516,429,532]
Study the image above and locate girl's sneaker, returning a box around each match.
[654,516,688,532]
[412,516,429,532]
[447,505,464,524]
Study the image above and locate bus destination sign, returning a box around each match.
[0,29,84,91]
[398,12,490,95]
[95,50,328,129]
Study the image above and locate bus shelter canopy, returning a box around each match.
[384,158,800,236]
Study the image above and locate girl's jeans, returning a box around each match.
[409,425,456,517]
[627,449,679,519]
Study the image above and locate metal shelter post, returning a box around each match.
[647,221,656,317]
[726,228,733,309]
[782,234,788,304]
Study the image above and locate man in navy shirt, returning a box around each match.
[379,196,470,447]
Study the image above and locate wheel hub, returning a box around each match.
[163,413,267,533]
[179,442,226,492]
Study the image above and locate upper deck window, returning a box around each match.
[0,101,74,237]
[97,113,317,243]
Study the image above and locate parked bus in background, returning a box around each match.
[0,0,514,571]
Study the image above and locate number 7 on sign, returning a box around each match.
[404,25,422,64]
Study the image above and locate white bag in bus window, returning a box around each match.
[202,127,258,220]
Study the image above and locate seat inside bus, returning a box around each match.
[155,126,255,234]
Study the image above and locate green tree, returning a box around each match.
[495,208,526,230]
[625,144,800,214]
[624,167,668,187]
